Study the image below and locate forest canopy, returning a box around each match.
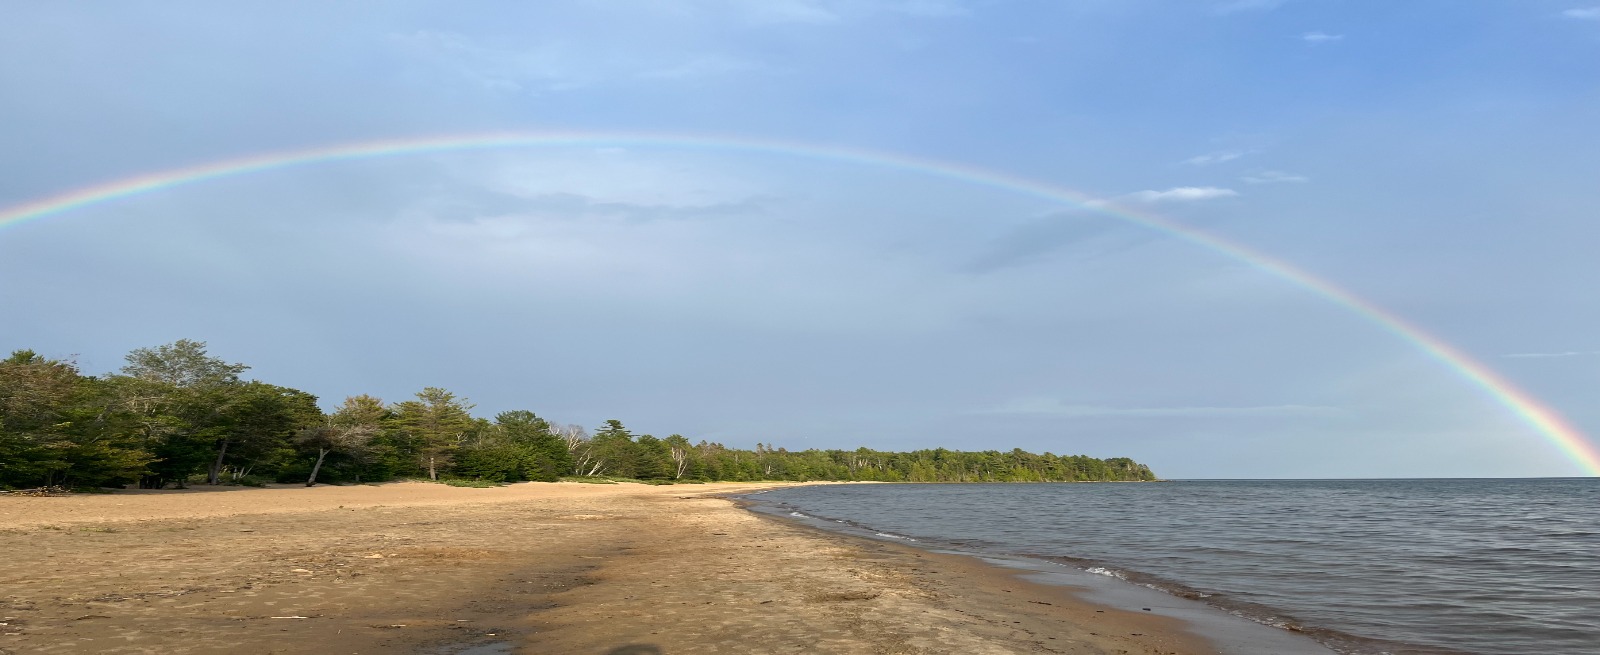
[0,341,1158,489]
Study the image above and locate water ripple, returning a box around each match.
[759,479,1600,655]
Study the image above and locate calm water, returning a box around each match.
[752,479,1599,655]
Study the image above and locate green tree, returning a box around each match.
[120,339,247,388]
[0,350,81,487]
[494,410,572,481]
[391,387,475,480]
[0,351,144,487]
[204,382,322,484]
[298,396,383,486]
[584,419,638,478]
[632,434,673,480]
[109,340,252,488]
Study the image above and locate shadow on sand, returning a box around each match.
[444,641,662,654]
[605,646,663,655]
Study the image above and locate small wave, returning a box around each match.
[1086,566,1126,579]
[875,532,917,541]
[789,511,811,518]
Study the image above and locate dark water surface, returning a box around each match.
[752,479,1599,655]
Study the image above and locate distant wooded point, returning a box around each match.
[0,340,1157,490]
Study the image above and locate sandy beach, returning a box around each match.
[2,481,1223,654]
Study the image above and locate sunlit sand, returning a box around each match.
[2,481,1216,654]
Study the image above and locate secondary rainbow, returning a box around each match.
[3,130,1596,475]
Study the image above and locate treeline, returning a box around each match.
[0,340,1158,489]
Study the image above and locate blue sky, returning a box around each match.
[3,1,1598,477]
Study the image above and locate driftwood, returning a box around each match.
[0,485,73,496]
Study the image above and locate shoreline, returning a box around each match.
[736,490,1336,655]
[3,481,1307,653]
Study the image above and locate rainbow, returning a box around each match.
[3,130,1596,475]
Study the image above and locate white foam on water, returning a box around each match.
[875,532,917,541]
[1086,566,1126,579]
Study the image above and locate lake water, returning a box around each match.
[749,479,1599,655]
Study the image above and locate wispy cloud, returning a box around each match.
[1182,150,1248,166]
[962,212,1140,274]
[1122,186,1239,203]
[1503,350,1600,359]
[391,30,765,93]
[1562,7,1600,20]
[730,0,840,24]
[978,398,1342,417]
[389,30,594,92]
[1242,170,1308,184]
[640,55,763,80]
[1302,31,1345,44]
[1215,0,1288,14]
[889,0,971,18]
[965,184,1238,273]
[710,0,970,24]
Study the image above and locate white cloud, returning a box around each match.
[1242,170,1308,184]
[1562,7,1600,20]
[1182,150,1248,166]
[1302,31,1345,44]
[979,398,1342,417]
[1502,350,1600,359]
[1122,186,1239,203]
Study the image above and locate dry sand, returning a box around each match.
[2,481,1222,654]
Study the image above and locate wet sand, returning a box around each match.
[4,481,1230,654]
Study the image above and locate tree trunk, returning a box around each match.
[671,447,687,479]
[429,456,437,480]
[207,439,230,485]
[306,448,330,487]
